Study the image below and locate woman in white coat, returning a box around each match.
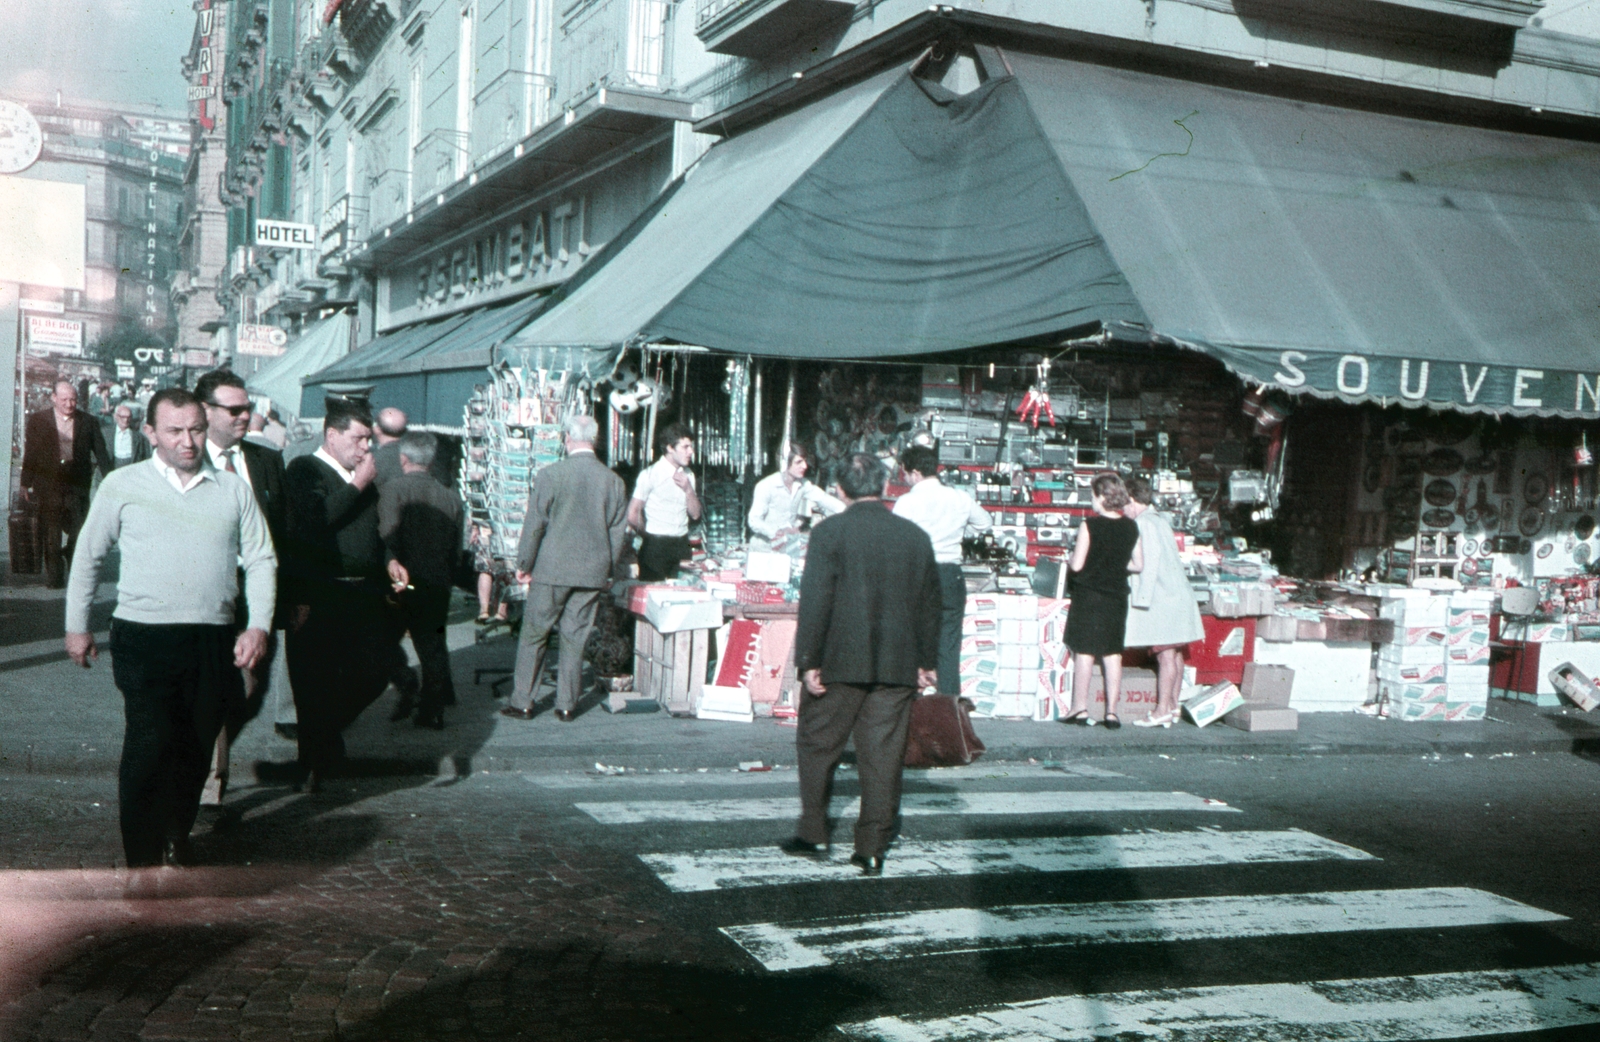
[1123,476,1204,727]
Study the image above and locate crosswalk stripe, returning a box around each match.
[577,790,1237,825]
[837,962,1600,1041]
[720,887,1566,972]
[640,828,1377,893]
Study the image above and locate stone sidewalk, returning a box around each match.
[5,584,1600,782]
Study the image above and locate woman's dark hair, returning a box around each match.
[1092,472,1130,510]
[1124,475,1154,505]
[837,453,888,500]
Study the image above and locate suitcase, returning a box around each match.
[8,508,40,575]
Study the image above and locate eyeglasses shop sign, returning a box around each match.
[236,323,288,357]
[254,218,318,251]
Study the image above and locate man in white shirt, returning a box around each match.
[628,423,701,581]
[747,450,844,546]
[110,404,150,469]
[892,445,992,693]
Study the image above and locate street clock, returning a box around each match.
[0,100,43,174]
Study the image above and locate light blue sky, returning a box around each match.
[0,0,194,115]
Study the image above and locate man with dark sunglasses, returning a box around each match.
[193,369,289,805]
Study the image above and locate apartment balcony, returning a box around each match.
[414,129,470,197]
[694,0,852,57]
[339,0,398,60]
[472,70,556,166]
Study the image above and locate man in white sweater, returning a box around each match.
[64,388,276,869]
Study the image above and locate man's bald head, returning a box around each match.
[375,407,407,444]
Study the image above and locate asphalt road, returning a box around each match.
[3,748,1599,1041]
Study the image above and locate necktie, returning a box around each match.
[224,449,237,474]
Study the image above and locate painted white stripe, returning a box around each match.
[641,828,1376,893]
[838,962,1600,1042]
[524,763,1123,790]
[577,790,1236,825]
[721,887,1566,972]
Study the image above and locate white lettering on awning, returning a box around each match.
[1460,365,1489,404]
[1514,369,1544,408]
[1273,351,1307,388]
[1336,355,1369,395]
[1399,360,1430,401]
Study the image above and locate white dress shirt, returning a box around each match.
[113,427,135,460]
[892,477,993,564]
[314,447,356,484]
[149,454,216,495]
[747,470,845,541]
[207,439,253,490]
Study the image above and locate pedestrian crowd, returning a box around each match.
[37,371,1197,877]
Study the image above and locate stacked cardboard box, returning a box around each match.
[1377,589,1487,721]
[959,594,1069,718]
[1442,591,1493,720]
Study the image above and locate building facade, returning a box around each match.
[197,0,1600,420]
[10,95,188,390]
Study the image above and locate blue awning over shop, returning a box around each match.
[503,50,1600,417]
[244,311,352,421]
[300,291,553,424]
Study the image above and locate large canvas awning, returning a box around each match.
[504,49,1600,417]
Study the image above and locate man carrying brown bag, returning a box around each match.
[780,453,943,876]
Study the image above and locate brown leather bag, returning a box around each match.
[904,694,986,768]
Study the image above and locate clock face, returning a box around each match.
[0,100,43,174]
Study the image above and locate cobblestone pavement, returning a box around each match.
[0,768,845,1042]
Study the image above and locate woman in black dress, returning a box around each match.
[1063,473,1143,728]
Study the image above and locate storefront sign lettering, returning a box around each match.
[1218,343,1600,417]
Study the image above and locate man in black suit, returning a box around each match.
[281,396,405,788]
[501,414,629,722]
[193,369,291,803]
[21,381,113,587]
[781,453,942,876]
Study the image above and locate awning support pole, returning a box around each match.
[752,359,763,475]
[780,361,796,463]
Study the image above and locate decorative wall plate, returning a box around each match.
[1537,543,1555,559]
[1466,453,1499,474]
[1577,515,1597,541]
[1462,538,1478,556]
[1525,472,1549,505]
[1422,508,1456,528]
[1576,543,1593,566]
[1424,479,1457,506]
[1423,448,1464,475]
[1519,507,1545,537]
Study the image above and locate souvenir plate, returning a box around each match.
[1519,507,1545,537]
[1577,515,1597,541]
[1422,508,1456,528]
[1423,448,1464,475]
[1462,538,1478,556]
[1424,479,1457,506]
[1577,543,1593,566]
[1525,472,1549,505]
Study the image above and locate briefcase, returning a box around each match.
[903,694,986,768]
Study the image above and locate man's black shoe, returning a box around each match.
[389,690,418,721]
[162,837,194,868]
[849,853,885,876]
[779,836,825,859]
[273,723,297,740]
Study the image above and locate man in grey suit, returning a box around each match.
[500,414,629,723]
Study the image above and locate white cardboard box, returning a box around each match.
[1183,681,1244,728]
[1376,658,1447,684]
[745,551,792,584]
[1380,594,1448,628]
[644,591,724,634]
[1378,642,1448,665]
[696,685,754,723]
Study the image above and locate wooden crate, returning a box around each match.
[634,618,709,715]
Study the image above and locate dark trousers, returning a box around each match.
[285,580,405,772]
[936,563,966,695]
[512,584,601,712]
[108,620,238,867]
[399,584,455,715]
[637,534,691,582]
[38,484,89,587]
[795,682,917,858]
